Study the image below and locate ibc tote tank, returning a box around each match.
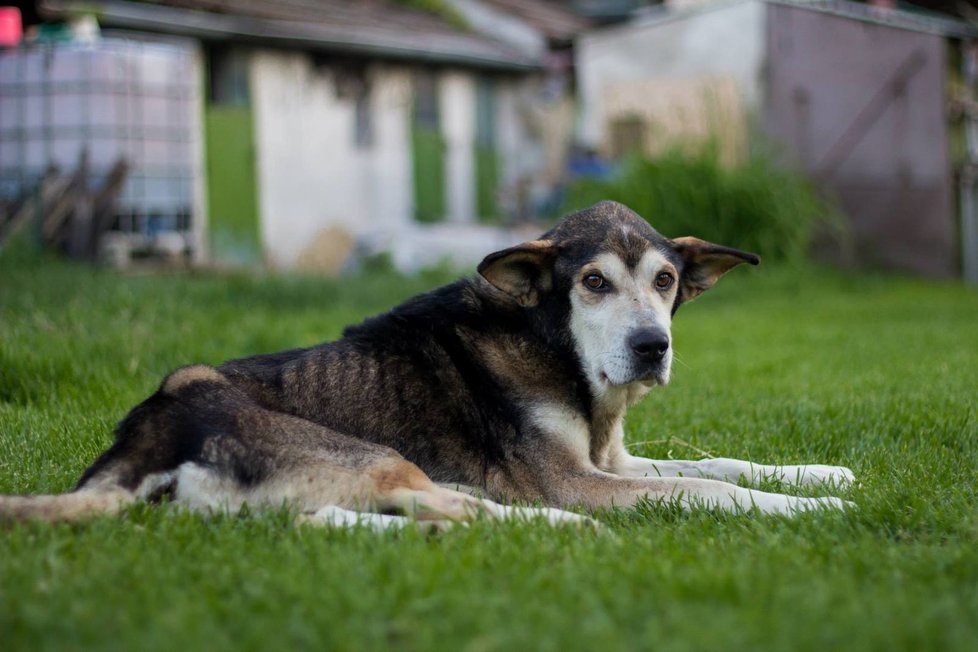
[0,36,200,252]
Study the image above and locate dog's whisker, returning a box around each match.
[666,437,715,459]
[671,351,691,370]
[626,438,670,449]
[625,436,715,459]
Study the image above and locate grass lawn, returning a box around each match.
[1,251,977,651]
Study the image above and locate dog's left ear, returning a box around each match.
[672,236,760,304]
[478,240,558,307]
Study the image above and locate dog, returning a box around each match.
[0,201,853,530]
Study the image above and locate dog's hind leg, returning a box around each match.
[144,374,598,529]
[378,476,596,528]
[436,482,485,497]
[296,506,455,533]
[298,506,415,531]
[182,443,596,529]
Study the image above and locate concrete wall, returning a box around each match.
[576,0,766,156]
[451,0,546,60]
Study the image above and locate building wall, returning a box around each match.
[576,1,766,158]
[250,50,414,269]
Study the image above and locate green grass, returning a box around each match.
[1,253,977,651]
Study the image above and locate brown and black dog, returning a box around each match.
[0,201,853,530]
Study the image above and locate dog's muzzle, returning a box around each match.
[627,328,670,382]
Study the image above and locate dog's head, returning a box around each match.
[478,201,759,391]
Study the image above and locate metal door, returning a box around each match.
[765,5,954,277]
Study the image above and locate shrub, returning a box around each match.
[562,143,838,261]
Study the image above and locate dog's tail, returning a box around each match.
[0,488,136,524]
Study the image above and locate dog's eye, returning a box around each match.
[583,274,607,291]
[654,272,674,290]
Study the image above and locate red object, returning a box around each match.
[0,7,22,47]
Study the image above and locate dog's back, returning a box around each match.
[213,278,571,487]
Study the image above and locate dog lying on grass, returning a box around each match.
[0,201,853,530]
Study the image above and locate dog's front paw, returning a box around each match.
[489,503,601,529]
[791,465,855,488]
[791,495,857,512]
[735,489,855,515]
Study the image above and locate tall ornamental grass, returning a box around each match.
[564,144,839,261]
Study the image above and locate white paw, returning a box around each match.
[790,495,855,512]
[486,502,600,528]
[537,507,601,529]
[789,465,856,488]
[300,506,412,531]
[698,458,856,488]
[739,489,855,515]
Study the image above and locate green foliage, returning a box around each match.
[564,143,838,261]
[411,126,447,223]
[2,258,978,651]
[205,106,261,265]
[390,0,469,30]
[476,145,501,223]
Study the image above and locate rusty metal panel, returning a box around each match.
[764,4,955,277]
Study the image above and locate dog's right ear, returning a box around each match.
[478,240,558,307]
[672,236,760,304]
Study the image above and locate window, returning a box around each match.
[475,76,496,148]
[354,85,373,148]
[206,45,250,107]
[326,60,373,149]
[413,70,440,131]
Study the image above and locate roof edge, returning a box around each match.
[40,0,542,71]
[595,0,978,40]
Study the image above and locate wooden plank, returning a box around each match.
[88,158,129,260]
[66,150,91,259]
[0,169,65,250]
[40,178,81,243]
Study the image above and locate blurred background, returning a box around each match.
[0,0,976,282]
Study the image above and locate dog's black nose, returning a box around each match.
[628,329,670,361]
